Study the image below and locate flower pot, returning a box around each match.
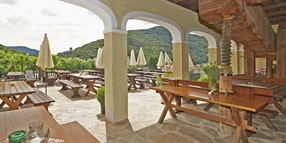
[100,103,105,114]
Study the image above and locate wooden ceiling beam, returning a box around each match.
[269,15,286,22]
[255,52,277,58]
[185,0,198,4]
[263,2,286,10]
[266,9,286,17]
[168,0,185,3]
[246,0,264,6]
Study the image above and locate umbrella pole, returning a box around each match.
[45,68,47,94]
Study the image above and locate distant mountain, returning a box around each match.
[57,26,208,66]
[6,46,39,56]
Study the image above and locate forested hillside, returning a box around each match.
[58,26,208,67]
[0,44,95,74]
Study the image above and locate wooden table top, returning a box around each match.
[54,70,71,74]
[0,107,76,142]
[7,72,24,76]
[127,73,138,77]
[82,70,101,73]
[151,86,270,112]
[70,73,101,80]
[0,81,35,97]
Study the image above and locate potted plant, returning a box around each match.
[96,86,105,114]
[201,63,223,91]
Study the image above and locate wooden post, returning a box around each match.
[219,19,234,135]
[266,58,273,78]
[245,49,255,78]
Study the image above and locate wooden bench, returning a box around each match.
[144,76,157,87]
[177,79,280,131]
[59,80,83,98]
[135,78,147,89]
[61,121,100,143]
[44,76,57,86]
[25,73,36,88]
[24,70,36,87]
[25,89,55,112]
[93,80,105,88]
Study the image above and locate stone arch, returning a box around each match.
[187,27,220,64]
[187,27,219,48]
[60,0,117,32]
[122,11,184,42]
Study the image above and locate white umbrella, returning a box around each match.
[137,47,147,66]
[157,51,165,69]
[189,53,195,70]
[96,47,104,69]
[95,47,101,67]
[164,52,172,65]
[129,49,137,66]
[36,33,54,94]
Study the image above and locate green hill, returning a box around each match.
[57,26,208,67]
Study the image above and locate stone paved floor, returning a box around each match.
[41,84,286,143]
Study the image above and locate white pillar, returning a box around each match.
[104,29,128,122]
[173,41,188,79]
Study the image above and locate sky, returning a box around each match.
[0,0,157,54]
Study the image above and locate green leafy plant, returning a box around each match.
[201,63,223,89]
[156,74,163,86]
[198,75,208,82]
[96,86,105,114]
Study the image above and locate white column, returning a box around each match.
[173,41,188,79]
[104,29,128,122]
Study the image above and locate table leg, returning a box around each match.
[128,77,137,90]
[158,92,176,123]
[73,77,80,84]
[204,103,214,111]
[1,95,26,110]
[71,88,81,98]
[85,80,96,96]
[60,84,69,90]
[0,101,5,108]
[131,78,137,90]
[274,100,286,115]
[231,107,249,143]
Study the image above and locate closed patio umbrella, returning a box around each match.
[157,51,165,69]
[137,47,147,67]
[36,33,54,94]
[96,47,104,69]
[129,49,137,67]
[164,52,172,65]
[189,53,195,70]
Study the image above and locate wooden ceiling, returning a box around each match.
[167,0,286,27]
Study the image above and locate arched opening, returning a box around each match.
[60,0,117,32]
[187,28,219,65]
[122,11,184,43]
[122,11,184,72]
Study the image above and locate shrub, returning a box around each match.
[198,75,208,82]
[97,86,105,104]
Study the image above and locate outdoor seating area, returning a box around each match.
[1,75,286,142]
[1,83,285,142]
[2,0,286,142]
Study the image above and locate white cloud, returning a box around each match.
[0,0,157,54]
[0,0,18,5]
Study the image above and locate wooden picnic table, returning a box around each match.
[7,72,25,81]
[232,80,286,115]
[0,81,35,110]
[151,85,270,143]
[70,73,101,96]
[0,106,83,142]
[128,74,138,90]
[82,70,102,76]
[54,70,71,80]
